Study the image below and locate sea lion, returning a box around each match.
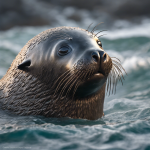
[0,26,126,120]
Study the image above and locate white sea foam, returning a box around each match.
[0,41,21,53]
[103,19,150,40]
[107,47,150,73]
[123,56,150,72]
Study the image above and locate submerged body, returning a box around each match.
[0,26,125,120]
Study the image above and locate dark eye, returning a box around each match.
[58,46,72,56]
[97,41,102,47]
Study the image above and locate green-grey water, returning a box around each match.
[0,21,150,150]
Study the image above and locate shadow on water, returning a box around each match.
[33,116,106,126]
[0,109,106,127]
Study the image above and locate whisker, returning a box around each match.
[112,60,127,75]
[109,71,112,95]
[94,30,107,37]
[86,23,93,32]
[112,65,121,80]
[113,66,123,85]
[90,67,95,77]
[115,75,118,94]
[106,56,127,95]
[72,71,85,99]
[52,70,71,88]
[106,72,111,95]
[112,67,118,94]
[113,67,119,94]
[59,70,81,98]
[113,63,125,79]
[111,70,115,94]
[111,57,121,62]
[112,61,124,69]
[108,66,119,95]
[53,69,73,96]
[65,71,83,98]
[72,64,89,99]
[83,67,90,80]
[72,81,80,100]
[98,34,107,38]
[108,73,111,93]
[91,22,104,34]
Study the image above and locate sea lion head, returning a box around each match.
[18,27,112,97]
[1,26,126,120]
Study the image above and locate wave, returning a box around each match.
[1,18,150,42]
[107,47,150,73]
[123,56,150,72]
[103,19,150,39]
[0,41,21,53]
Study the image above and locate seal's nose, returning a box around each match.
[99,51,107,62]
[91,51,100,62]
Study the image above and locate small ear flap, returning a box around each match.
[18,59,31,70]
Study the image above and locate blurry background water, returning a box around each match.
[0,0,150,150]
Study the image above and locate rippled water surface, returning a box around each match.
[0,20,150,150]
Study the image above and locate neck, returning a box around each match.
[0,68,106,120]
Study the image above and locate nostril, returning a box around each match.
[92,52,99,62]
[93,55,98,62]
[103,53,107,61]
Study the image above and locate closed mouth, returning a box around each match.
[87,71,105,82]
[97,67,105,75]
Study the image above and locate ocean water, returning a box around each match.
[0,20,150,150]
